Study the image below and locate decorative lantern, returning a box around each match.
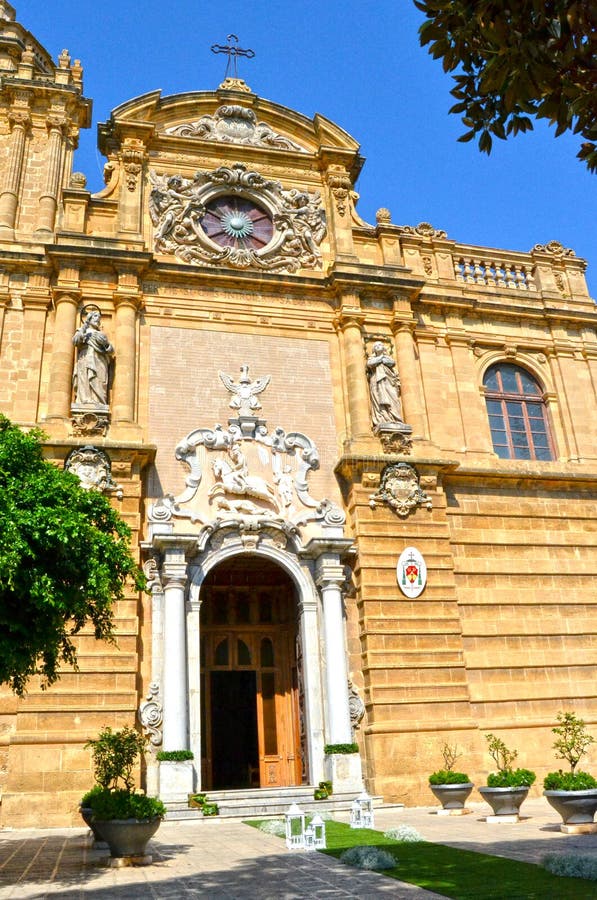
[358,790,375,828]
[303,823,315,851]
[349,799,362,829]
[310,814,326,849]
[285,803,306,850]
[350,791,374,829]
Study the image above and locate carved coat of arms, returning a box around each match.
[369,462,432,518]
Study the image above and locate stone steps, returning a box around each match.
[165,785,390,821]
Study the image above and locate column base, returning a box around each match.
[159,760,195,803]
[324,752,363,793]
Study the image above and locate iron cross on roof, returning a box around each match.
[211,34,255,80]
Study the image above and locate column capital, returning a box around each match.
[162,562,187,591]
[334,306,365,332]
[113,290,143,311]
[316,565,346,590]
[391,317,416,335]
[8,109,31,131]
[52,288,81,306]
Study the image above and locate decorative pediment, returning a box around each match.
[149,366,344,541]
[149,163,326,272]
[164,104,307,153]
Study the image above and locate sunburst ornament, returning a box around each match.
[221,209,255,239]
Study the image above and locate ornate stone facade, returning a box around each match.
[1,3,597,828]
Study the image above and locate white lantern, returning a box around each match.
[358,790,375,829]
[285,803,306,850]
[310,814,326,849]
[304,823,315,852]
[349,798,362,829]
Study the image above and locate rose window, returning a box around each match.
[201,197,273,250]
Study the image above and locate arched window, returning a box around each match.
[483,363,554,461]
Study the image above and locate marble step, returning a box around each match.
[165,786,389,821]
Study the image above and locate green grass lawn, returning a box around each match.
[245,818,597,899]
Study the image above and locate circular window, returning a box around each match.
[201,196,274,250]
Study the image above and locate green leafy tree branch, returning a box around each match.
[414,1,597,170]
[0,416,144,695]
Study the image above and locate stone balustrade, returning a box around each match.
[454,255,536,291]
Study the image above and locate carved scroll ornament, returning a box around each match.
[138,683,163,747]
[165,104,306,152]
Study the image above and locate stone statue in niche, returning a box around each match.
[366,341,404,427]
[72,307,114,407]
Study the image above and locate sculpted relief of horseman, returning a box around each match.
[149,365,344,534]
[209,442,282,516]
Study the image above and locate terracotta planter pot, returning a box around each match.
[429,782,473,810]
[92,817,161,858]
[544,789,597,825]
[479,786,529,817]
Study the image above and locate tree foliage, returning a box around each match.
[0,416,143,695]
[415,1,597,170]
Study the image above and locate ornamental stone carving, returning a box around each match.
[348,680,365,733]
[327,169,352,217]
[64,445,122,498]
[138,682,163,747]
[376,208,392,225]
[164,104,306,152]
[398,222,448,239]
[532,240,575,258]
[149,364,344,534]
[149,163,327,272]
[219,365,271,417]
[369,462,432,517]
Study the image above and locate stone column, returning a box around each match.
[392,302,427,439]
[0,107,30,240]
[46,291,79,421]
[111,293,139,423]
[36,115,67,236]
[338,299,370,439]
[316,559,352,744]
[161,552,190,752]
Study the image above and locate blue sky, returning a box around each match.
[22,0,596,296]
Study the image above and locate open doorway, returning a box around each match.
[200,556,303,790]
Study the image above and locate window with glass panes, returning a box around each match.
[483,363,554,461]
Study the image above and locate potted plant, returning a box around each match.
[83,726,166,862]
[543,711,597,832]
[478,733,536,820]
[428,742,473,814]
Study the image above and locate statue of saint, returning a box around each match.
[367,341,404,427]
[72,309,114,407]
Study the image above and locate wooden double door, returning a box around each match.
[199,558,302,790]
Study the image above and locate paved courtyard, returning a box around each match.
[1,797,597,899]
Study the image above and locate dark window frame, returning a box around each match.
[483,363,555,461]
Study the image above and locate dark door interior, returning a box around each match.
[210,670,258,789]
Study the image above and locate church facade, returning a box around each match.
[1,3,597,827]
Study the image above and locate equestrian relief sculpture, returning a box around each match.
[148,365,344,533]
